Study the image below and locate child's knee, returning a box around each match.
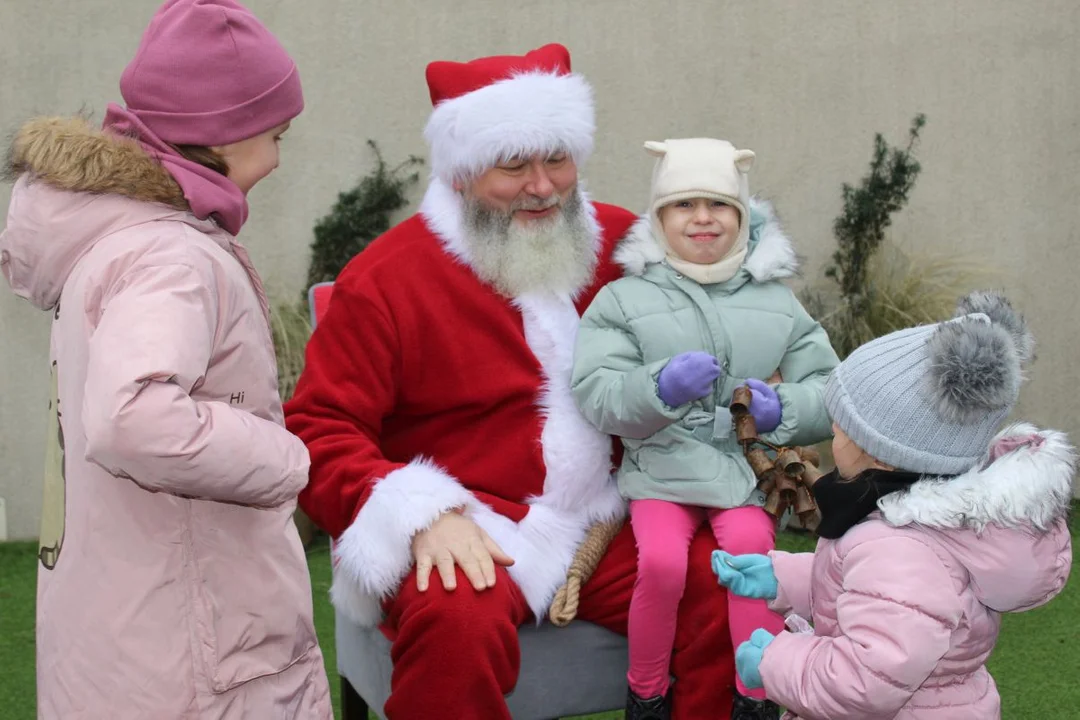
[718,510,777,555]
[636,547,690,596]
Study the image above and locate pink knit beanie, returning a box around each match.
[102,0,302,235]
[119,0,303,146]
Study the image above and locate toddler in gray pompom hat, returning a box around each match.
[713,290,1075,719]
[825,290,1036,475]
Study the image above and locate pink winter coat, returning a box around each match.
[761,424,1074,720]
[0,118,332,719]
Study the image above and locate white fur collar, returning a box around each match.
[613,196,798,282]
[417,176,602,299]
[878,423,1077,532]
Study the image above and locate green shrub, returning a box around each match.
[802,114,995,357]
[305,140,423,289]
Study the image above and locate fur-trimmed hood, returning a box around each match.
[1,117,207,310]
[613,196,798,283]
[878,423,1075,612]
[5,116,188,208]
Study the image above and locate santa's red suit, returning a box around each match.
[285,43,734,719]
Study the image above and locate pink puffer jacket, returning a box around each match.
[0,118,332,719]
[761,424,1074,720]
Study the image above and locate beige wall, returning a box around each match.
[1,0,1077,539]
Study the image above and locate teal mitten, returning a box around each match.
[711,550,778,600]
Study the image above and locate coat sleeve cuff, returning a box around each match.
[330,458,476,617]
[762,381,830,448]
[767,550,815,618]
[757,629,818,713]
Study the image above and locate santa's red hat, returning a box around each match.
[423,43,594,183]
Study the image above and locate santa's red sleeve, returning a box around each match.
[285,269,479,624]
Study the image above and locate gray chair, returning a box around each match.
[336,608,629,719]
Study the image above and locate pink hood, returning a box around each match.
[1,116,220,310]
[876,423,1075,613]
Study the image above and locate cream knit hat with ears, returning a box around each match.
[645,138,755,255]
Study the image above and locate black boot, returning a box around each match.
[626,688,671,720]
[732,690,780,720]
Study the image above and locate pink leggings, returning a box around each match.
[628,499,784,700]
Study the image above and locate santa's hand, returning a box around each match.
[411,511,515,592]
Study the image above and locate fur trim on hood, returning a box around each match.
[613,196,798,282]
[1,116,212,311]
[5,116,187,209]
[879,423,1076,532]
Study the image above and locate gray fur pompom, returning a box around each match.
[955,290,1035,364]
[927,312,1023,425]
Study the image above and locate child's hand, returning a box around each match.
[711,550,778,599]
[735,628,775,690]
[744,378,782,433]
[657,351,722,407]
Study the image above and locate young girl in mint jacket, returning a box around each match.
[572,138,839,719]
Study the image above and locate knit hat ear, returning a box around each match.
[643,140,668,158]
[926,291,1031,425]
[733,149,755,174]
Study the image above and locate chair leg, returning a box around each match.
[341,674,370,720]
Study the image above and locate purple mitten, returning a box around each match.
[657,352,722,407]
[744,378,782,433]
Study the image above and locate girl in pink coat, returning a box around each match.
[713,291,1074,720]
[0,1,332,717]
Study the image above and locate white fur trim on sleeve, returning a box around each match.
[329,458,474,624]
[423,71,595,183]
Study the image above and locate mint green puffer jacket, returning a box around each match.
[572,200,839,509]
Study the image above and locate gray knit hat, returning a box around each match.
[825,291,1035,475]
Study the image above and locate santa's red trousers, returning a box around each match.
[381,522,735,719]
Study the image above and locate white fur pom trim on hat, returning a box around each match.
[955,290,1035,363]
[927,290,1031,425]
[423,71,595,183]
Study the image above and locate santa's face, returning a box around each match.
[464,152,579,227]
[459,155,596,298]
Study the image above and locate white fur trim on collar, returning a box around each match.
[878,424,1077,532]
[417,177,602,299]
[613,215,664,276]
[613,197,798,282]
[418,176,473,266]
[423,71,595,184]
[743,197,799,281]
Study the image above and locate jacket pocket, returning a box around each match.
[185,501,318,693]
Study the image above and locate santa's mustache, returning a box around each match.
[510,195,562,213]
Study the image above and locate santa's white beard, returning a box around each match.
[462,189,597,298]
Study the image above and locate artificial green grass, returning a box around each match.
[0,541,36,716]
[1,514,1076,719]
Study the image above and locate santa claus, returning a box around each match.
[286,43,734,719]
